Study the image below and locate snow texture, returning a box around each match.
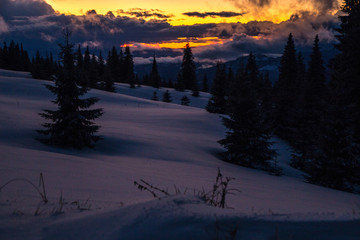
[0,69,359,239]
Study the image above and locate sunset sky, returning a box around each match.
[44,0,341,25]
[0,0,343,66]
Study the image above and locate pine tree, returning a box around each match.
[76,45,83,69]
[291,36,326,170]
[124,46,135,88]
[192,80,199,97]
[84,46,91,71]
[37,30,103,149]
[273,33,299,140]
[101,69,116,92]
[206,63,227,114]
[107,46,119,82]
[261,71,274,129]
[89,52,99,88]
[151,91,158,101]
[335,0,360,152]
[175,72,185,91]
[98,51,105,77]
[1,42,8,69]
[150,55,161,88]
[202,74,209,92]
[181,95,190,106]
[0,44,3,68]
[162,90,172,103]
[245,52,263,98]
[179,43,197,95]
[219,54,277,172]
[307,1,360,191]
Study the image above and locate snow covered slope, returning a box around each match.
[0,69,360,239]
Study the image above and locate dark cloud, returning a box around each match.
[0,0,54,20]
[116,9,173,19]
[0,0,339,67]
[195,13,339,63]
[227,0,340,13]
[183,11,246,18]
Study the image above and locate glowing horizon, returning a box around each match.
[44,0,341,26]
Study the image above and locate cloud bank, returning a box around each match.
[0,0,55,20]
[0,0,341,65]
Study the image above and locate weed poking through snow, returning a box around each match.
[134,168,240,208]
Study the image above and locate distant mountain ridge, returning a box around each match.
[135,54,281,87]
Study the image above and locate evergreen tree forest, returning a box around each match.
[1,0,358,192]
[0,40,31,72]
[206,0,360,192]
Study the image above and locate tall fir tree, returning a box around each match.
[219,54,277,173]
[107,46,119,82]
[245,52,263,98]
[175,72,185,91]
[162,90,172,102]
[76,45,83,69]
[307,1,360,191]
[273,33,299,141]
[179,43,197,95]
[202,74,209,92]
[150,55,161,88]
[206,63,227,114]
[89,52,99,88]
[123,46,135,88]
[291,36,326,170]
[37,30,103,149]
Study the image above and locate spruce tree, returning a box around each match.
[1,42,8,69]
[291,36,326,170]
[181,95,190,106]
[307,1,360,191]
[37,30,103,149]
[273,33,299,140]
[179,43,197,95]
[202,74,209,92]
[151,91,158,101]
[261,72,274,128]
[76,45,83,69]
[219,54,277,172]
[162,90,172,103]
[107,46,119,82]
[192,80,200,97]
[245,52,263,98]
[0,44,3,68]
[150,55,161,88]
[206,63,227,114]
[175,73,185,91]
[89,52,99,88]
[335,0,360,154]
[124,46,135,88]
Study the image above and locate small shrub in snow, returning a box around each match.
[151,91,158,101]
[204,168,240,209]
[134,168,239,209]
[181,95,190,106]
[162,90,172,103]
[0,173,48,204]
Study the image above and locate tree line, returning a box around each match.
[207,0,360,192]
[0,40,31,72]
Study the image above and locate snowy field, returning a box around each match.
[0,69,360,239]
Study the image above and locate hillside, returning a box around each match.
[0,69,360,240]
